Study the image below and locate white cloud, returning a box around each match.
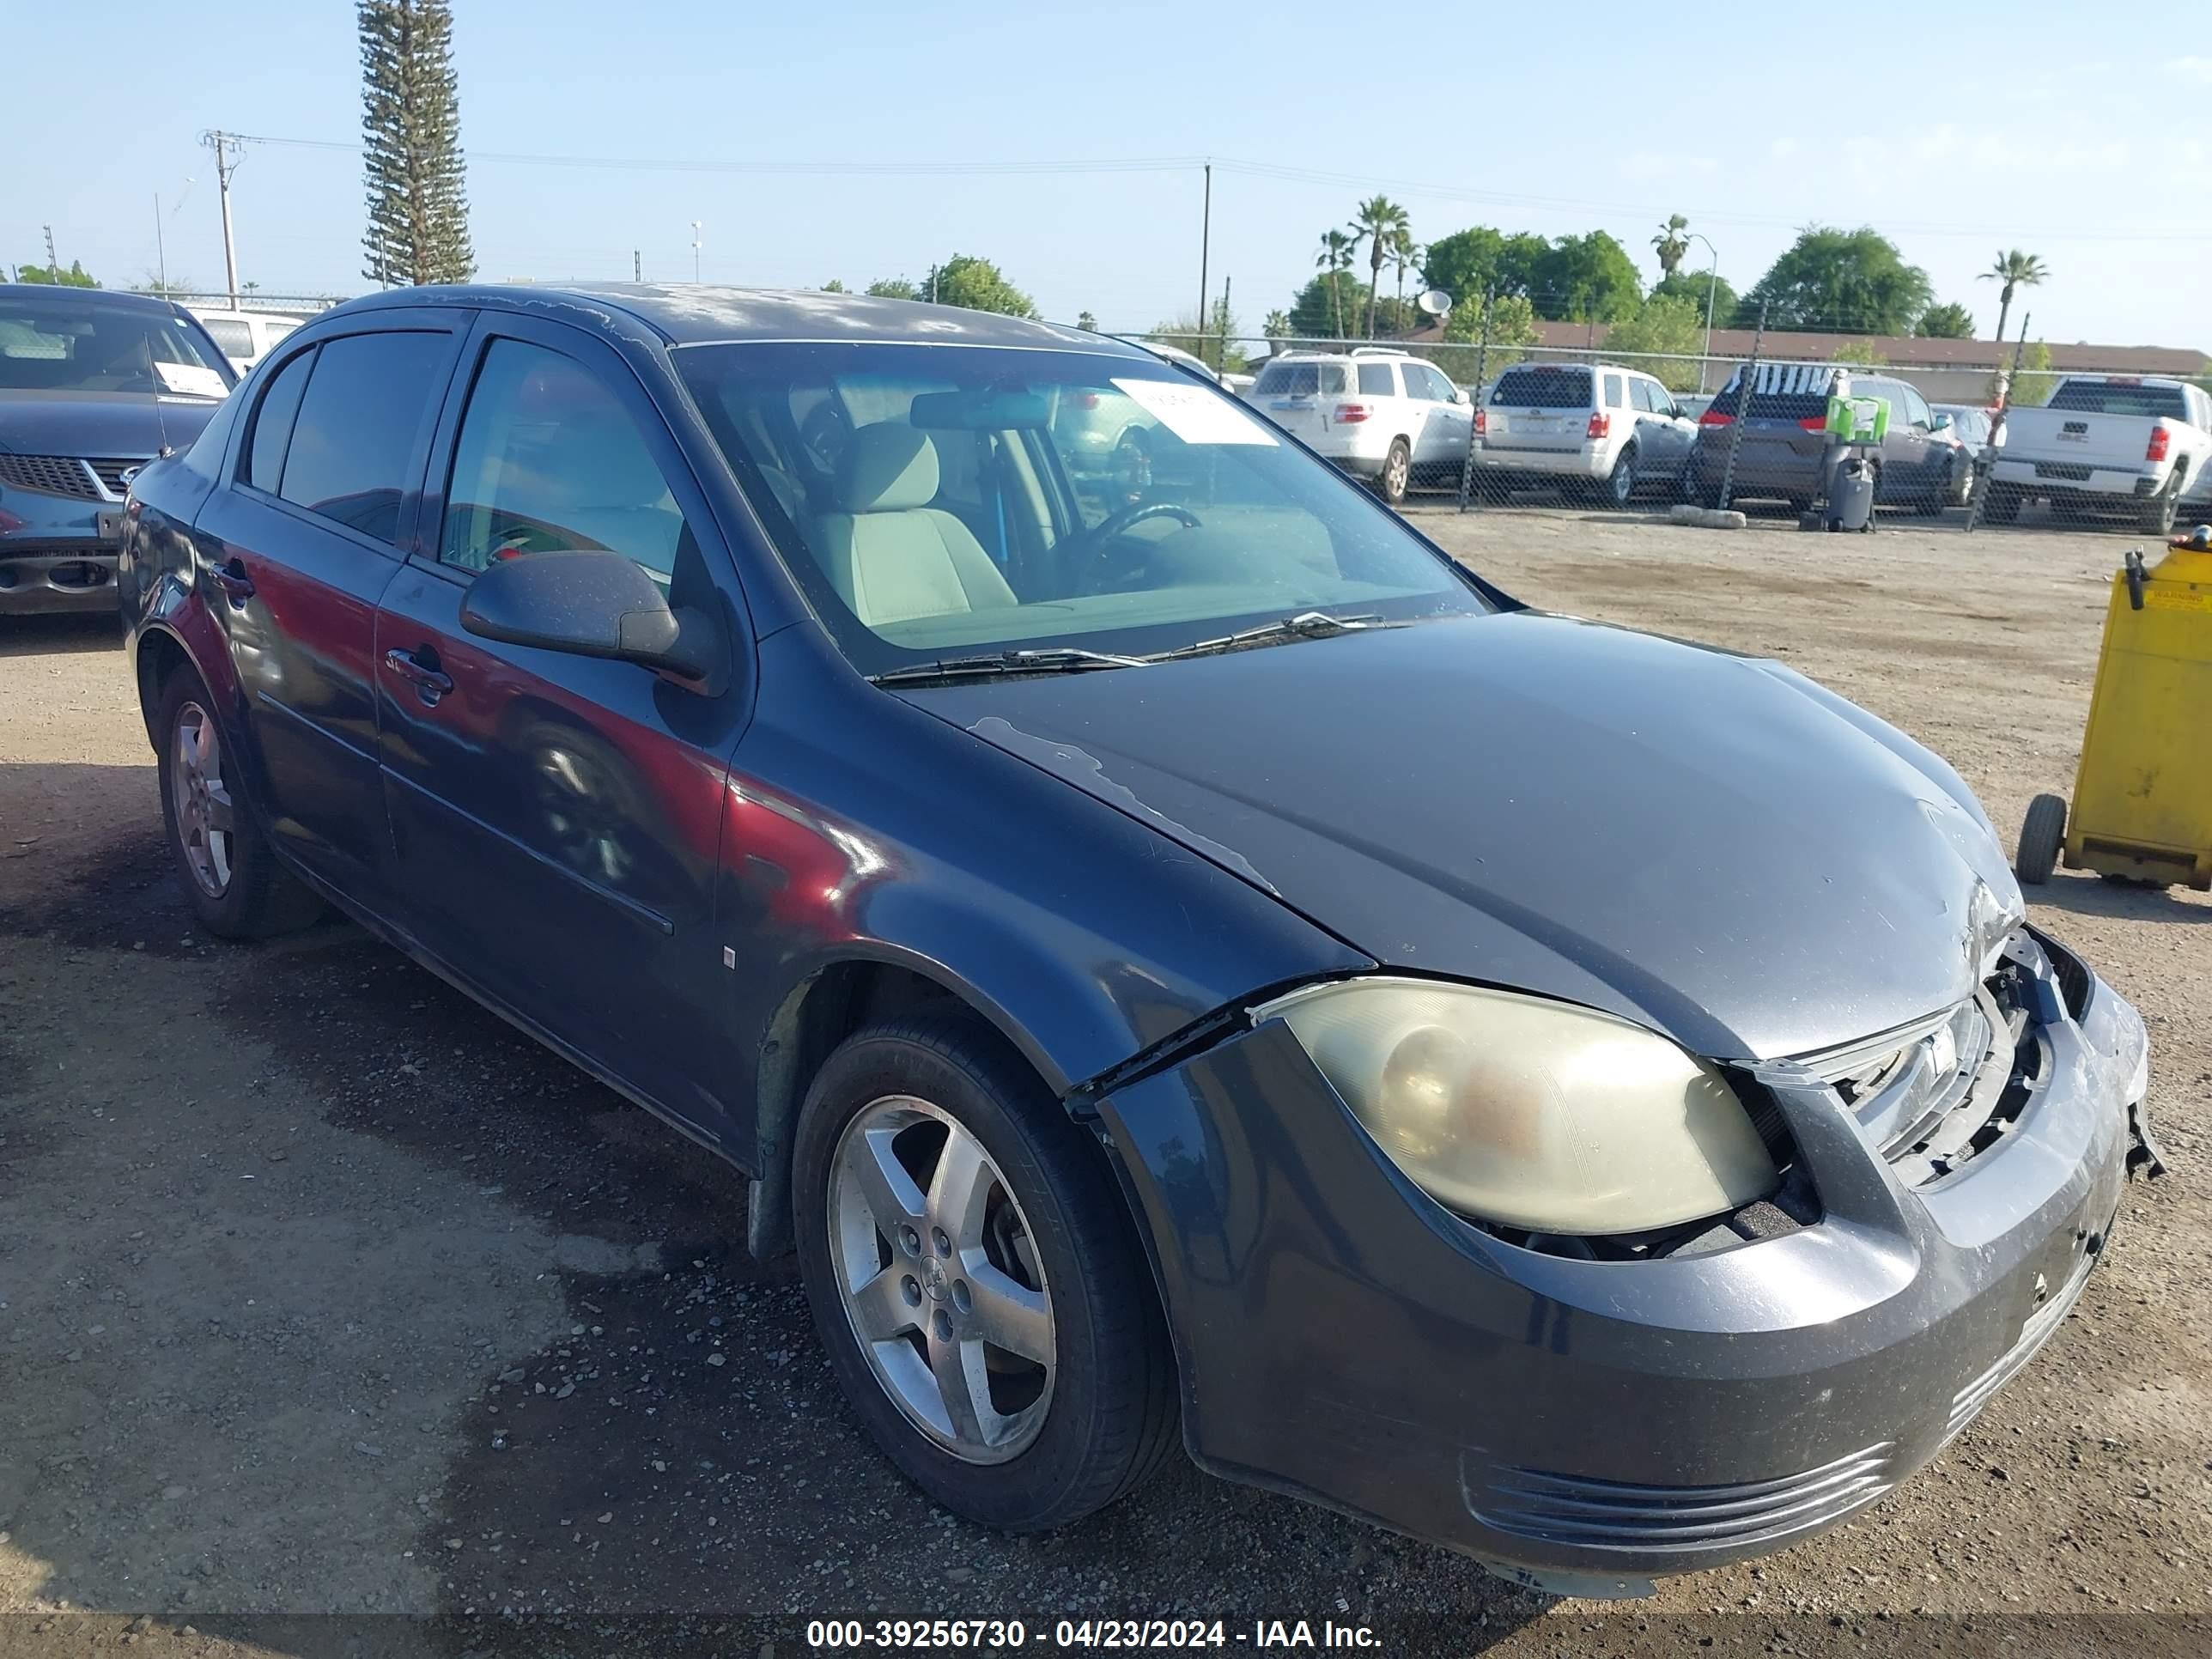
[2169,55,2212,84]
[1769,137,1801,161]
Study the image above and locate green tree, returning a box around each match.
[1420,227,1548,308]
[820,278,848,293]
[15,260,98,287]
[1651,268,1735,325]
[1261,308,1291,348]
[866,276,920,300]
[1916,301,1974,339]
[1738,225,1930,334]
[359,0,474,287]
[1288,270,1368,341]
[1148,297,1246,371]
[1387,227,1420,333]
[1420,292,1540,384]
[1978,249,2047,345]
[1997,341,2056,409]
[133,271,197,295]
[1075,309,1097,332]
[926,253,1037,318]
[1349,195,1410,338]
[1652,214,1691,277]
[1604,293,1707,390]
[1533,232,1642,322]
[1314,228,1358,338]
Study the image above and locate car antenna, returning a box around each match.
[144,327,173,458]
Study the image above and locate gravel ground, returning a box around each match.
[1,507,2206,1659]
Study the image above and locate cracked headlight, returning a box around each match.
[1261,977,1778,1236]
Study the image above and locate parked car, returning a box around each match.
[0,283,235,617]
[1986,376,2211,533]
[1687,365,1960,514]
[1473,362,1698,507]
[191,307,303,375]
[121,284,2156,1595]
[1244,346,1471,503]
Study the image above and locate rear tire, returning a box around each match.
[1596,445,1638,507]
[2016,793,2068,885]
[2142,474,2182,537]
[153,666,323,939]
[793,1013,1177,1532]
[1374,439,1411,506]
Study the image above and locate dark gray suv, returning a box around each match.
[1688,363,1962,514]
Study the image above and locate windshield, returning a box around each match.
[0,293,234,396]
[677,342,1487,672]
[2046,380,2190,420]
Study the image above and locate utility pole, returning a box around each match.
[1217,273,1231,372]
[633,249,641,283]
[200,131,243,307]
[690,221,702,283]
[1195,162,1211,363]
[1966,312,2032,534]
[155,196,168,295]
[1686,233,1719,393]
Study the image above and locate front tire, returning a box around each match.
[793,1013,1176,1532]
[153,666,321,939]
[2016,793,2067,884]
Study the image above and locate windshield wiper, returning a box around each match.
[1152,611,1387,663]
[870,647,1152,686]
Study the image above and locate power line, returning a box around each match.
[232,132,1202,177]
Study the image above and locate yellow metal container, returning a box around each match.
[2018,528,2212,890]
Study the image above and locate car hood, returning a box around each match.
[899,612,2023,1061]
[0,390,223,459]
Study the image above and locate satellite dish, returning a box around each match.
[1417,289,1453,319]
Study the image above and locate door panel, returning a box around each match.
[375,318,752,1138]
[188,317,465,899]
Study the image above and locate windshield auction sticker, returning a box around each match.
[1113,377,1279,446]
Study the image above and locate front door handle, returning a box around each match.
[384,647,454,705]
[212,557,255,607]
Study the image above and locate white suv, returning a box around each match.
[1243,348,1473,503]
[1474,361,1697,507]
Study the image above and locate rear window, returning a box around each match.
[2046,380,2190,420]
[1255,362,1348,397]
[1491,367,1592,409]
[1707,362,1840,422]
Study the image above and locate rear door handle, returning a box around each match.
[212,557,255,607]
[384,647,454,704]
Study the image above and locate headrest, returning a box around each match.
[839,424,939,514]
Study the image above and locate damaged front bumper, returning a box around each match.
[1093,930,2153,1595]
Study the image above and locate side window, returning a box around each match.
[202,316,252,360]
[441,337,690,580]
[1357,362,1396,397]
[244,345,316,494]
[279,331,450,545]
[1602,374,1625,409]
[1904,386,1933,428]
[1317,364,1348,397]
[1629,380,1657,414]
[1405,363,1448,402]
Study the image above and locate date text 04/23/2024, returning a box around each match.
[805,1619,1381,1649]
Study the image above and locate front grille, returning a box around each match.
[1803,940,2039,1191]
[2035,462,2093,482]
[0,453,100,499]
[1468,1441,1896,1556]
[86,459,139,496]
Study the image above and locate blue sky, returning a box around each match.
[10,2,2207,348]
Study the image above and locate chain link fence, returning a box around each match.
[1133,321,2209,534]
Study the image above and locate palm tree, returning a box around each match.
[1652,214,1690,276]
[1262,308,1291,349]
[1388,228,1419,336]
[1349,196,1410,338]
[1978,250,2048,344]
[1316,228,1357,340]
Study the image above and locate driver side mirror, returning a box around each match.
[459,548,726,689]
[1930,412,1953,432]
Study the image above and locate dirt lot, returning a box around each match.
[2,508,2206,1659]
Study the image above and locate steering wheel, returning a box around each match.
[1079,499,1201,550]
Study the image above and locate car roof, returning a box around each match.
[0,283,197,316]
[318,282,1147,357]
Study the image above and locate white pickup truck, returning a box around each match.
[1986,375,2211,533]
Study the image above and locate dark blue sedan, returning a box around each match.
[118,285,2155,1595]
[1,284,234,615]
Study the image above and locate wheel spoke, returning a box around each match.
[191,713,216,769]
[927,1128,994,1246]
[845,1127,927,1238]
[927,1330,988,1444]
[848,1264,921,1342]
[963,1261,1053,1364]
[204,783,235,835]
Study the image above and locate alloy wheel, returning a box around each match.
[828,1095,1056,1464]
[171,701,236,898]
